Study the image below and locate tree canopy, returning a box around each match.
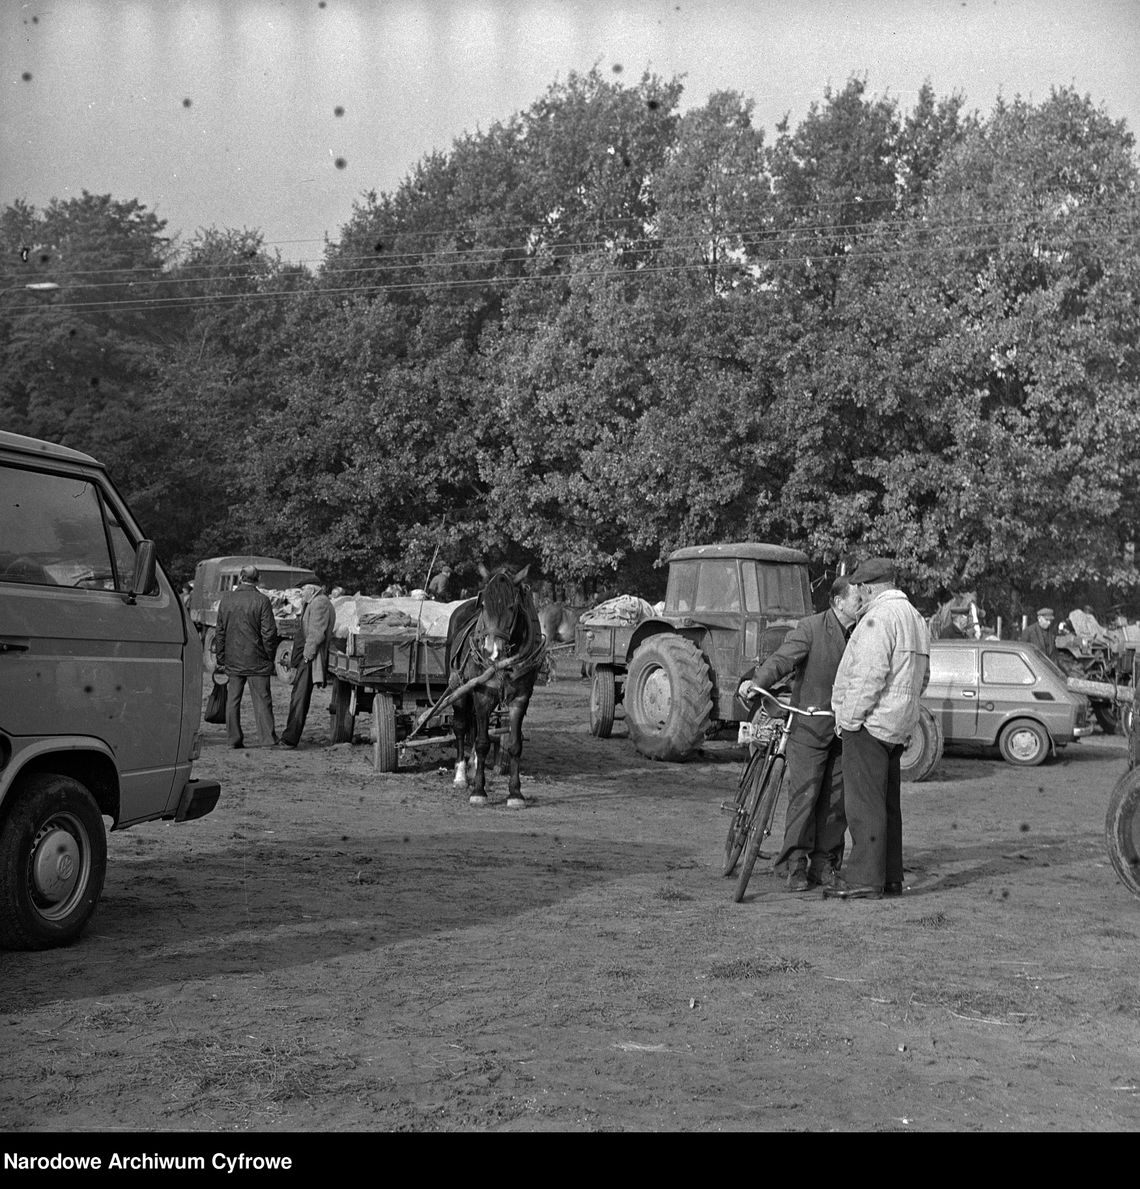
[2,73,1136,619]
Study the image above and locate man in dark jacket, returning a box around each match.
[1021,607,1059,663]
[215,565,278,748]
[737,576,862,891]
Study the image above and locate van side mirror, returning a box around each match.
[128,540,157,603]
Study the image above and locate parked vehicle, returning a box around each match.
[0,431,221,950]
[188,555,319,679]
[921,638,1092,767]
[575,543,813,761]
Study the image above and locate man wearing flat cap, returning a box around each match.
[828,558,930,900]
[1020,607,1059,663]
[215,564,279,748]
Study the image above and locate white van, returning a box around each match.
[0,431,220,950]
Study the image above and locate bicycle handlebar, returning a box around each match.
[744,684,834,718]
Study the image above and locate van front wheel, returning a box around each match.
[0,774,107,951]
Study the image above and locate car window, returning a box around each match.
[929,647,977,683]
[982,651,1036,685]
[0,464,117,590]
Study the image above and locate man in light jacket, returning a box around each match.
[828,558,930,900]
[279,582,336,748]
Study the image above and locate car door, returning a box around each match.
[977,648,1039,743]
[925,644,980,741]
[0,459,185,822]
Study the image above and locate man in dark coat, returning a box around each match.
[215,564,278,748]
[1021,607,1059,663]
[737,575,862,891]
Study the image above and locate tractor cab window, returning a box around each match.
[753,563,811,617]
[666,561,697,613]
[693,560,740,612]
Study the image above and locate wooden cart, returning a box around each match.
[327,631,456,771]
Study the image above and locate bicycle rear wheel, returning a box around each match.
[723,745,773,876]
[732,755,785,902]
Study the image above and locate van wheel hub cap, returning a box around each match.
[31,823,81,907]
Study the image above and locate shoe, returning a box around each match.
[229,742,245,749]
[822,877,883,900]
[276,740,296,749]
[807,866,838,890]
[884,881,903,896]
[786,865,811,893]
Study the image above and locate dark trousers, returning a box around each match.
[840,726,903,889]
[225,673,276,747]
[281,661,316,747]
[774,735,846,875]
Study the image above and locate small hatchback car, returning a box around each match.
[924,638,1093,766]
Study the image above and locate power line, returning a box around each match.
[6,206,1137,293]
[11,229,1138,315]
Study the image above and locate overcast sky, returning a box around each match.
[4,0,1139,264]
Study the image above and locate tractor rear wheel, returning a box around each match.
[625,635,713,762]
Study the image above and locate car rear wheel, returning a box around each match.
[998,718,1050,766]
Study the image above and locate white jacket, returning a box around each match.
[832,588,930,745]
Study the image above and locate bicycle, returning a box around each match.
[721,685,835,903]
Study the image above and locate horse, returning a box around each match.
[445,563,545,807]
[537,601,581,646]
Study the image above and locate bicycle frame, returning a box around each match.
[724,686,834,900]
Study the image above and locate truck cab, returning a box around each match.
[0,431,220,950]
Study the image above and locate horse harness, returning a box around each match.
[451,587,545,693]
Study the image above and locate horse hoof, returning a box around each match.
[506,796,527,809]
[469,794,488,807]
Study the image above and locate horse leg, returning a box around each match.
[452,697,470,788]
[504,689,532,808]
[469,693,493,806]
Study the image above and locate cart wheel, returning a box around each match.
[373,693,397,772]
[202,627,218,674]
[330,677,355,743]
[274,640,294,683]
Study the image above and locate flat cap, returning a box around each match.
[848,557,896,585]
[1036,606,1054,617]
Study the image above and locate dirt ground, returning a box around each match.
[3,672,1139,1135]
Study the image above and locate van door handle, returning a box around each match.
[961,690,976,698]
[0,638,29,652]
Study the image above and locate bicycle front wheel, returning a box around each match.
[732,755,785,903]
[723,745,772,876]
